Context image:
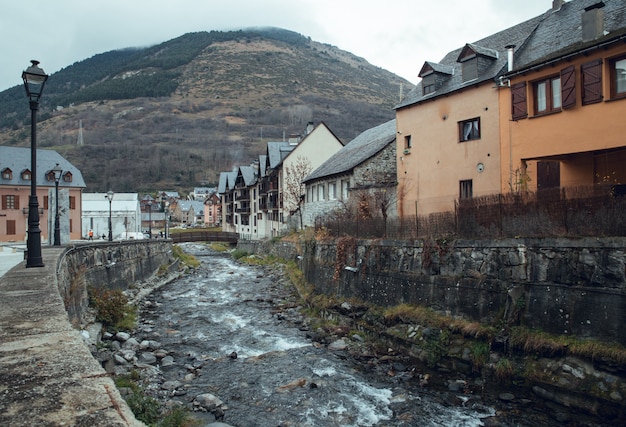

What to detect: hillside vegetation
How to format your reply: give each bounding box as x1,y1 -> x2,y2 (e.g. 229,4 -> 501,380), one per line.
0,28 -> 410,193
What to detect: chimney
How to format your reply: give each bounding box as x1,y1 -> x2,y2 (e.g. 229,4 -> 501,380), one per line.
505,45 -> 516,72
288,134 -> 301,145
582,2 -> 606,42
552,0 -> 565,11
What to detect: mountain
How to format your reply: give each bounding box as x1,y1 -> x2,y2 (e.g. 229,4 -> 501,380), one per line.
0,28 -> 411,194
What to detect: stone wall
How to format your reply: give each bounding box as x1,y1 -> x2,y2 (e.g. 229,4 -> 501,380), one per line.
238,237 -> 626,345
56,240 -> 173,327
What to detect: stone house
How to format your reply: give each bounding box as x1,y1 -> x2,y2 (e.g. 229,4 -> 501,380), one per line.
302,119 -> 397,227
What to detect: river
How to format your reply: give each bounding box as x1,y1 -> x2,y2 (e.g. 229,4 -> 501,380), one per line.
134,243 -> 546,426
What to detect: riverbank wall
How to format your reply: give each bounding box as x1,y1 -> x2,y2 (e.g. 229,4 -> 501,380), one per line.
238,237 -> 626,345
237,236 -> 626,422
0,241 -> 173,427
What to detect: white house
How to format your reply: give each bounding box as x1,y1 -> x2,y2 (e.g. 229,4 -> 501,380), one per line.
81,193 -> 142,240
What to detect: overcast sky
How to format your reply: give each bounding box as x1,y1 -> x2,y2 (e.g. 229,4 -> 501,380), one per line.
1,0 -> 552,93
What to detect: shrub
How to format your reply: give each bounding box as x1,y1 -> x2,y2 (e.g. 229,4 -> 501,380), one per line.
495,358 -> 514,383
88,287 -> 135,330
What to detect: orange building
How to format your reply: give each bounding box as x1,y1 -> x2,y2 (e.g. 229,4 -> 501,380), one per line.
395,14 -> 543,216
0,147 -> 85,243
500,0 -> 626,193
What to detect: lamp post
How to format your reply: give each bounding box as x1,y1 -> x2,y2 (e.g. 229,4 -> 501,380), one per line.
51,164 -> 63,246
164,202 -> 170,239
147,201 -> 152,239
23,60 -> 48,268
105,190 -> 114,241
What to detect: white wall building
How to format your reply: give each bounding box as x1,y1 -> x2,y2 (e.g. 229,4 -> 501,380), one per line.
81,193 -> 142,240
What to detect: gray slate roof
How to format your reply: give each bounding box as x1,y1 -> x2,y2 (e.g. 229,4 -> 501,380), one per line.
0,146 -> 86,188
217,170 -> 237,194
266,142 -> 295,170
513,0 -> 626,72
304,119 -> 396,184
396,12 -> 546,109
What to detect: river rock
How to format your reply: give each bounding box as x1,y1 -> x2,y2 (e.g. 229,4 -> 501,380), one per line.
138,352 -> 157,365
161,355 -> 175,366
204,423 -> 234,427
328,339 -> 347,351
115,331 -> 131,342
193,393 -> 223,411
122,337 -> 140,350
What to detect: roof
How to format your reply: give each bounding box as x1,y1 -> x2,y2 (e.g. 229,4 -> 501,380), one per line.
178,200 -> 205,213
0,146 -> 86,188
266,141 -> 295,169
82,193 -> 139,212
304,119 -> 396,183
217,170 -> 237,194
396,12 -> 546,109
512,0 -> 626,73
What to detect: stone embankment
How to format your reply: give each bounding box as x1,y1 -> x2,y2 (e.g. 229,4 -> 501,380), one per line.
0,241 -> 174,427
238,237 -> 626,425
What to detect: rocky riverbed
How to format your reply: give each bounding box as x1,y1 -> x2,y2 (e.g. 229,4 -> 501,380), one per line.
86,243 -> 621,426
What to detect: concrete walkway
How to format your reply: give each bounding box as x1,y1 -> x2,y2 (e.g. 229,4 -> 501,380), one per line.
0,246 -> 143,426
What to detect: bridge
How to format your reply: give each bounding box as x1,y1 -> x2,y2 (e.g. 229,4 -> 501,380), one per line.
169,230 -> 239,244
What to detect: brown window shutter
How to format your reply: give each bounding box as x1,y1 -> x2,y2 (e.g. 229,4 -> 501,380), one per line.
70,196 -> 76,210
582,59 -> 603,105
511,82 -> 528,120
14,196 -> 19,210
1,196 -> 6,210
561,65 -> 576,109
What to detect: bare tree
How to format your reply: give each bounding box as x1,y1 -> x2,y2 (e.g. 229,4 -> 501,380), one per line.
283,156 -> 312,230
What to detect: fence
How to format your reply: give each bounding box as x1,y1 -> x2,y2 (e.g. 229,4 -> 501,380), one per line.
315,185 -> 626,240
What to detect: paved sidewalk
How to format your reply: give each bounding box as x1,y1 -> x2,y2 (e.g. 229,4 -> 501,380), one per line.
0,244 -> 25,278
0,246 -> 143,426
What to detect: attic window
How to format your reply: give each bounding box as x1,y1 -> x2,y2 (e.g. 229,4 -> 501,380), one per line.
63,172 -> 73,183
457,44 -> 498,83
21,170 -> 31,181
462,58 -> 479,82
1,168 -> 11,180
422,74 -> 436,94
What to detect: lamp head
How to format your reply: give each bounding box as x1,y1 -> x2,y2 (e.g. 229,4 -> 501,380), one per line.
22,60 -> 48,102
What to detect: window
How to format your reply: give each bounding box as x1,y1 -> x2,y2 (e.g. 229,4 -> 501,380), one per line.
404,135 -> 412,150
44,196 -> 49,209
317,184 -> 325,201
69,196 -> 76,210
341,180 -> 350,200
610,55 -> 626,99
533,75 -> 561,114
1,168 -> 11,180
21,170 -> 31,181
460,180 -> 473,199
511,82 -> 528,120
422,74 -> 435,95
329,182 -> 336,200
6,220 -> 16,235
462,58 -> 478,82
459,118 -> 480,142
2,195 -> 19,210
582,59 -> 603,105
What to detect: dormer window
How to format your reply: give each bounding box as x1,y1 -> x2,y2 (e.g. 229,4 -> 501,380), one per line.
21,170 -> 31,181
1,168 -> 11,180
457,44 -> 498,83
63,172 -> 73,183
419,62 -> 454,95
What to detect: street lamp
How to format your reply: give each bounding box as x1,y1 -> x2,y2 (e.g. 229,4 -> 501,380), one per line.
164,202 -> 170,239
105,190 -> 114,241
51,164 -> 63,246
23,60 -> 48,268
147,201 -> 152,239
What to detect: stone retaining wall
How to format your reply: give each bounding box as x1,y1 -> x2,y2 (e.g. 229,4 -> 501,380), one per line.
238,237 -> 626,345
57,240 -> 173,328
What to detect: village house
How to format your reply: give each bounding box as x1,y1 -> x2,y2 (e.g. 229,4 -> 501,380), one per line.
500,0 -> 626,193
81,193 -> 142,240
394,11 -> 544,216
0,146 -> 85,243
203,191 -> 221,227
219,121 -> 344,239
302,119 -> 397,227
